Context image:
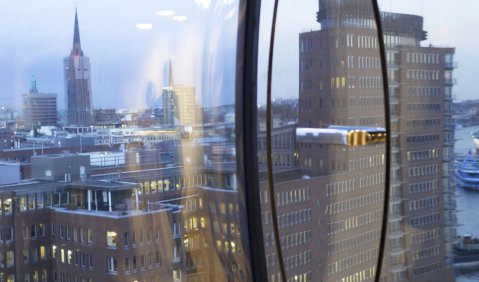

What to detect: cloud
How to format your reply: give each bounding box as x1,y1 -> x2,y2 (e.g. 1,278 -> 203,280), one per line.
157,10 -> 175,16
136,23 -> 153,30
172,16 -> 188,22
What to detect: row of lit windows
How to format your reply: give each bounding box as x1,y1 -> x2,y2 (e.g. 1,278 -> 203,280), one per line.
384,34 -> 415,47
23,270 -> 48,282
285,251 -> 312,271
412,229 -> 440,244
407,103 -> 441,113
16,192 -> 68,212
53,246 -> 93,269
357,76 -> 383,89
409,180 -> 439,194
328,229 -> 380,256
212,220 -> 238,236
339,267 -> 376,282
280,230 -> 312,250
358,154 -> 385,170
184,216 -> 206,233
327,248 -> 378,275
412,245 -> 440,262
406,134 -> 440,145
326,192 -> 383,215
358,173 -> 385,189
408,164 -> 439,177
356,35 -> 378,49
328,210 -> 382,235
22,246 -> 46,264
409,196 -> 440,211
357,56 -> 381,69
326,179 -> 356,197
0,251 -> 14,267
407,149 -> 438,161
407,86 -> 441,97
286,272 -> 312,282
410,212 -> 440,227
407,52 -> 441,64
278,208 -> 312,228
275,187 -> 311,207
406,118 -> 441,129
137,174 -> 206,195
209,201 -> 238,217
406,69 -> 440,81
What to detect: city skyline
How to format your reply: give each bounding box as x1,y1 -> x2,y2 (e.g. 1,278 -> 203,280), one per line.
0,0 -> 238,110
0,0 -> 476,111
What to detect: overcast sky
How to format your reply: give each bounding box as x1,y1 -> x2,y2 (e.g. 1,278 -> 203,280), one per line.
0,0 -> 475,110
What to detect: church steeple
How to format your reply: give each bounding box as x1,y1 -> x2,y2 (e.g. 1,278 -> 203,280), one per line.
72,9 -> 83,56
30,75 -> 38,94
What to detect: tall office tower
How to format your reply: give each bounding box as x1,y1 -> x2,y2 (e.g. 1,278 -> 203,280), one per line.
380,12 -> 456,281
175,85 -> 196,127
22,76 -> 58,128
64,10 -> 93,126
162,62 -> 197,127
296,0 -> 386,280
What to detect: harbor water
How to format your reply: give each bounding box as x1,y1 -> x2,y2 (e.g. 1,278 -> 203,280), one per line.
454,125 -> 479,281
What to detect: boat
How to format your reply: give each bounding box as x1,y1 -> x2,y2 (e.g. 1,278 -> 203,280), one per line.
455,235 -> 479,252
455,151 -> 479,190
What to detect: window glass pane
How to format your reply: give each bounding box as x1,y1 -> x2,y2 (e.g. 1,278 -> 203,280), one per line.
258,0 -> 386,280
0,1 -> 252,281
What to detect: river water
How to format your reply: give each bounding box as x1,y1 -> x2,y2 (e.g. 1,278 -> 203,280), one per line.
453,124 -> 479,281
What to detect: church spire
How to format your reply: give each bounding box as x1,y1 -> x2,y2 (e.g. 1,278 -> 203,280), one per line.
30,74 -> 38,94
72,9 -> 83,55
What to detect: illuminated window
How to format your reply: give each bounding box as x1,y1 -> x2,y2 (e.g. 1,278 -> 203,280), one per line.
40,246 -> 45,260
106,231 -> 117,247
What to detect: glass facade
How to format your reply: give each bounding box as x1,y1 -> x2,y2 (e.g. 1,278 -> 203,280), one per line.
0,0 -> 469,281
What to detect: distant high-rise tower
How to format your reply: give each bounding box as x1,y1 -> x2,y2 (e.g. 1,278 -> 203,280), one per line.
22,75 -> 58,128
64,10 -> 92,126
162,61 -> 197,127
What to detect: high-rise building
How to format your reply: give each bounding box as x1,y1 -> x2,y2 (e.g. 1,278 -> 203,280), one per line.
64,10 -> 93,126
22,75 -> 58,128
296,1 -> 386,280
261,1 -> 455,281
381,11 -> 456,281
162,61 -> 197,127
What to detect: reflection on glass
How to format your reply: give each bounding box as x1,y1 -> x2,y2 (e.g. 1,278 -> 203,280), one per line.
258,0 -> 458,281
0,1 -> 251,281
259,0 -> 386,281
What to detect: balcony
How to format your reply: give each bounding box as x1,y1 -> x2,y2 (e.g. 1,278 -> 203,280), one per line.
445,61 -> 458,69
445,78 -> 457,86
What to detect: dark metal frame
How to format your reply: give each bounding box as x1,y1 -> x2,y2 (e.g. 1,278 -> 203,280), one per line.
372,0 -> 391,280
236,1 -> 390,281
235,0 -> 268,281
